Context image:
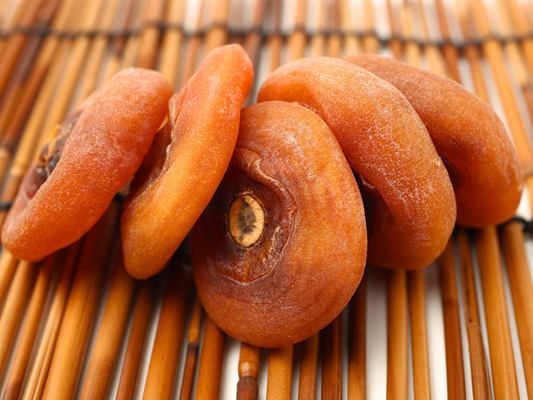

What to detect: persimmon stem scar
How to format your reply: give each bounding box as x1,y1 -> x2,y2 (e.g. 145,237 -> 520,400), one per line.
228,195 -> 265,247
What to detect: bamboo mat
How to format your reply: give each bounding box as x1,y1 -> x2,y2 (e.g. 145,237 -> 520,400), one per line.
0,0 -> 533,399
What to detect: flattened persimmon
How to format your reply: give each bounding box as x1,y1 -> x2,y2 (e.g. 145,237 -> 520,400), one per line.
345,54 -> 523,227
121,44 -> 254,279
2,68 -> 173,261
192,101 -> 367,347
258,57 -> 456,270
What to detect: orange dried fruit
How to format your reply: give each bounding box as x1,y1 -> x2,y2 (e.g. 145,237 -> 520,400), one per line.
121,44 -> 254,279
2,68 -> 173,261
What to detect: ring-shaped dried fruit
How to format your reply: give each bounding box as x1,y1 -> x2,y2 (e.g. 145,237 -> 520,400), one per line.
2,68 -> 173,261
344,53 -> 523,227
121,44 -> 254,280
258,57 -> 456,270
192,101 -> 367,348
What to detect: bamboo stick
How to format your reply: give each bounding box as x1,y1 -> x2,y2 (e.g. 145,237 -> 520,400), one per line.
298,332 -> 319,400
177,0 -> 205,88
195,315 -> 226,400
237,343 -> 261,400
266,345 -> 293,400
475,226 -> 520,399
339,0 -> 360,55
457,228 -> 491,400
34,0 -> 107,158
348,276 -> 366,399
71,0 -> 123,107
179,295 -> 204,400
1,252 -> 59,400
309,0 -> 326,58
136,0 -> 166,69
159,0 -> 186,87
242,0 -> 266,106
0,0 -> 49,101
437,239 -> 467,400
434,0 -> 461,82
386,0 -> 403,59
468,0 -> 533,210
362,0 -> 380,54
115,279 -> 155,400
265,0 -> 282,72
142,259 -> 193,400
0,251 -> 18,308
287,0 -> 307,62
326,0 -> 341,58
41,205 -> 119,400
321,314 -> 342,400
500,222 -> 533,398
21,240 -> 83,400
78,259 -> 136,400
0,0 -> 79,195
204,0 -> 232,54
0,260 -> 38,376
386,269 -> 408,400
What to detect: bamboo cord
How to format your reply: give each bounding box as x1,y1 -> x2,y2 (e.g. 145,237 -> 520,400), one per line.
0,261 -> 38,376
321,314 -> 342,400
362,0 -> 380,54
179,295 -> 204,400
141,260 -> 193,400
339,0 -> 360,55
40,205 -> 119,400
266,345 -> 293,400
237,343 -> 261,400
159,0 -> 186,87
386,269 -> 408,400
78,259 -> 136,400
195,315 -> 226,400
348,276 -> 366,399
475,226 -> 520,399
0,252 -> 17,310
500,222 -> 533,398
1,253 -> 59,400
20,240 -> 82,400
287,0 -> 307,62
298,332 -> 319,400
136,0 -> 166,69
437,239 -> 467,400
115,279 -> 155,400
70,0 -> 123,107
457,229 -> 491,400
33,0 -> 107,159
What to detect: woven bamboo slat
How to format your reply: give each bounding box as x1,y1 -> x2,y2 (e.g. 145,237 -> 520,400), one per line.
0,1 -> 532,399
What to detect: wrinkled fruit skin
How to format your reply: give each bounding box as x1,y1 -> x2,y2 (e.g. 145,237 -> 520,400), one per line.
258,57 -> 456,270
2,68 -> 173,261
345,53 -> 523,227
122,44 -> 254,280
192,102 -> 367,348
